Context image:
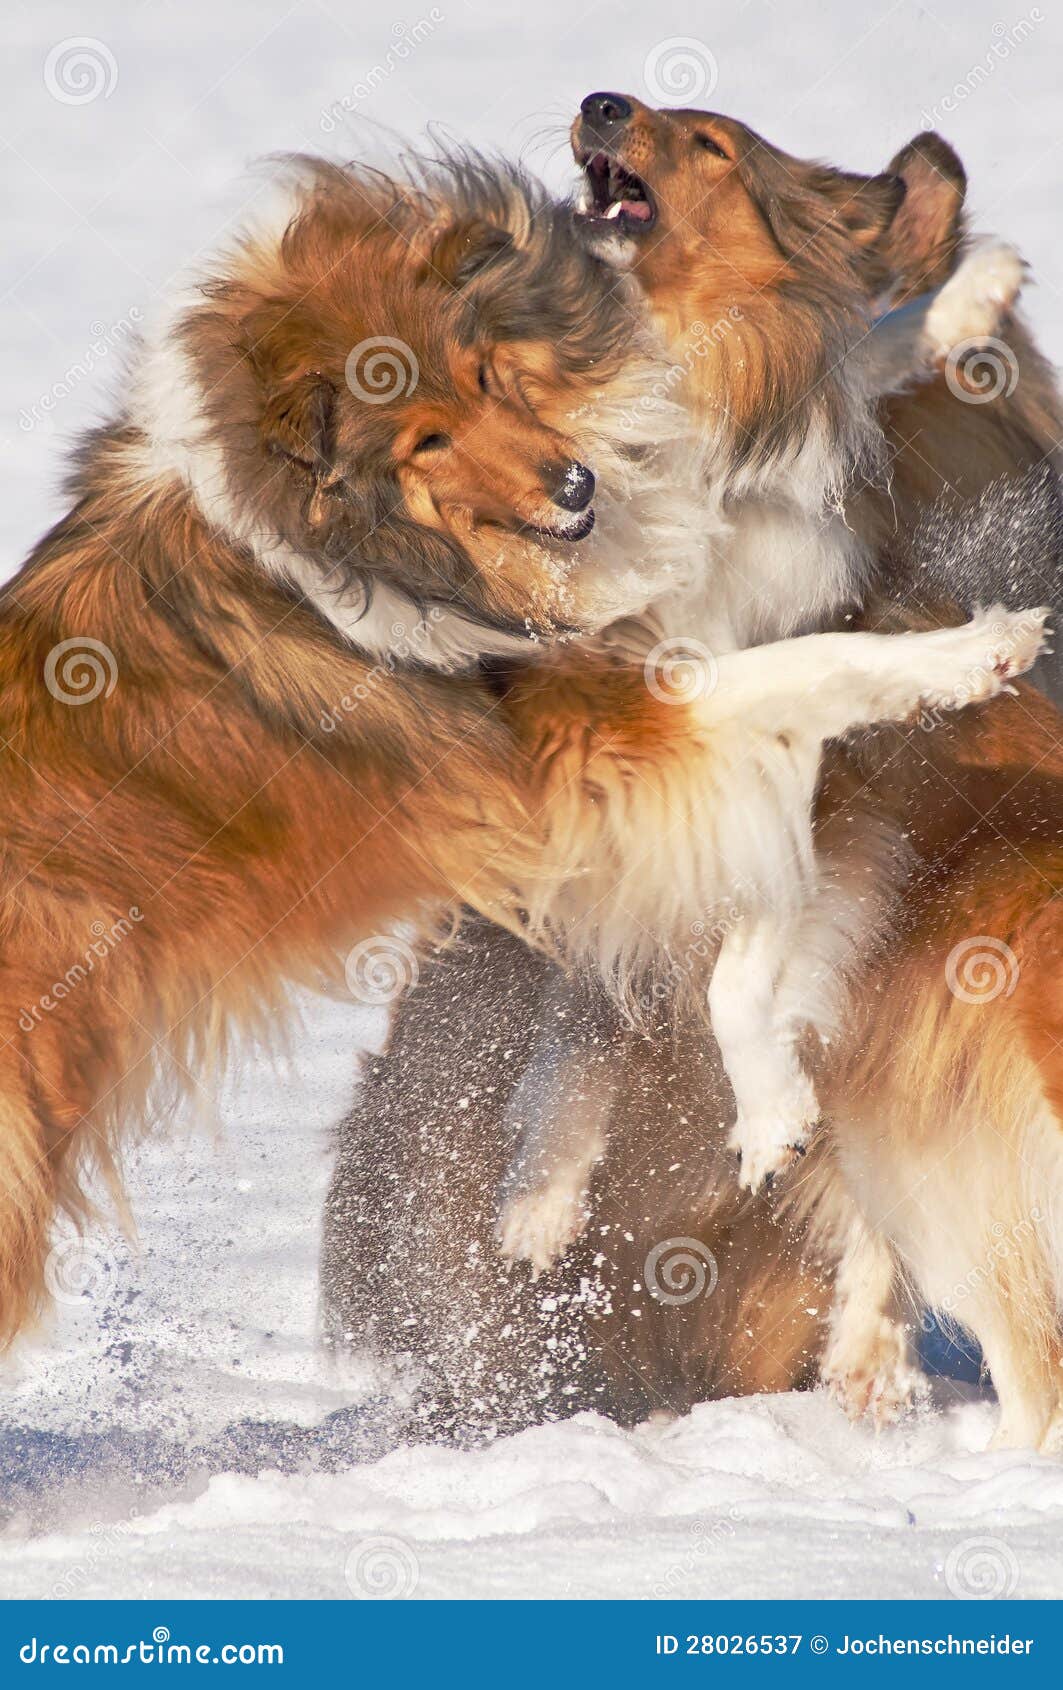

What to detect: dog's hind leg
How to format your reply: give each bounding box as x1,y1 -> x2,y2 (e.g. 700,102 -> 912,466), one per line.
0,1030 -> 81,1343
820,1206 -> 920,1428
497,968 -> 622,1275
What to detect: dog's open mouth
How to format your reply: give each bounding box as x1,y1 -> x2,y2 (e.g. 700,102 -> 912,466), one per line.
536,507 -> 596,544
576,152 -> 656,233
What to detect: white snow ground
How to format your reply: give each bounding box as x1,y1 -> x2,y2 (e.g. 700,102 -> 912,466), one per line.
3,0 -> 1063,1603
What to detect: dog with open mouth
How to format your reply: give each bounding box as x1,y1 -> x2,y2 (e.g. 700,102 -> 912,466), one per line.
1,145 -> 1026,1352
321,118 -> 1059,1442
491,97 -> 1054,1208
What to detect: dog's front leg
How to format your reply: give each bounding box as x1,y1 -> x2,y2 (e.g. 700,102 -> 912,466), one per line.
856,241 -> 1025,399
703,606 -> 1049,743
496,969 -> 621,1276
707,915 -> 821,1192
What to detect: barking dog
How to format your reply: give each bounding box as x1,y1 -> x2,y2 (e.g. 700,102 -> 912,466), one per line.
322,118 -> 1059,1435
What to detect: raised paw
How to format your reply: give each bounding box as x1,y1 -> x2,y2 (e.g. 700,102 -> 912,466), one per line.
727,1074 -> 821,1195
822,1319 -> 923,1429
925,241 -> 1026,361
917,605 -> 1051,713
497,1176 -> 589,1276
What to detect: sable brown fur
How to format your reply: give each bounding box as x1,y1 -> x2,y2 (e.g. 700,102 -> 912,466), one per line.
323,112 -> 1063,1437
0,160 -> 714,1342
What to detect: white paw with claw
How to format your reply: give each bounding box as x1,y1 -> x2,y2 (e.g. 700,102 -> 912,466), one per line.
497,1174 -> 589,1276
914,605 -> 1051,712
728,1071 -> 821,1194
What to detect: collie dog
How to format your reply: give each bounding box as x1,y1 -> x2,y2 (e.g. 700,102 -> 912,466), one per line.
6,151 -> 1021,1346
0,158 -> 721,1337
537,98 -> 1063,1446
491,98 -> 1049,1241
323,110 -> 1063,1448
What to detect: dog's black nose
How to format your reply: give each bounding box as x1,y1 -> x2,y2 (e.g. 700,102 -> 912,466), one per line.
581,92 -> 632,127
549,461 -> 596,512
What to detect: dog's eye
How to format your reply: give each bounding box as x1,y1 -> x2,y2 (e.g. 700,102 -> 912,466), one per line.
478,362 -> 492,395
696,133 -> 728,159
413,432 -> 451,454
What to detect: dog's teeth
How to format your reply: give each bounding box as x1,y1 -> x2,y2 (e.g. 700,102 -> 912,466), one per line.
604,201 -> 623,219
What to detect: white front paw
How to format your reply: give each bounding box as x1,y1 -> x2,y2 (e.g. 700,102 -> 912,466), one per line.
918,605 -> 1050,712
927,241 -> 1026,359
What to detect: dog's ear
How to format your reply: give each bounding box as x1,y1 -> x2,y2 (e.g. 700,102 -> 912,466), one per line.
880,131 -> 967,295
816,170 -> 908,247
748,144 -> 906,263
260,372 -> 336,475
418,216 -> 514,288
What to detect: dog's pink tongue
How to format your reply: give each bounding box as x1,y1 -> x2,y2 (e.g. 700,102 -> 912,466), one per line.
621,199 -> 652,220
